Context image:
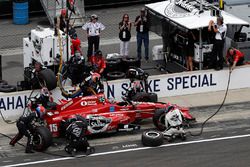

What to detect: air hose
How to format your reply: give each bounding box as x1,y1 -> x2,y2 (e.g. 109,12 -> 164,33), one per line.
187,69 -> 232,136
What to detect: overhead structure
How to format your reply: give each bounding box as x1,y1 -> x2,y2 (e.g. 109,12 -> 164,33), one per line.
145,0 -> 249,70
39,0 -> 85,27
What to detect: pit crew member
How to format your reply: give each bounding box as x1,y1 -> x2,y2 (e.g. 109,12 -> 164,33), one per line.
226,47 -> 245,72
63,115 -> 94,155
9,106 -> 46,153
89,50 -> 106,75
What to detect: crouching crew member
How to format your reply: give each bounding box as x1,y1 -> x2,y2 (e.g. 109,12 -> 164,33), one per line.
226,47 -> 245,72
80,72 -> 104,96
89,50 -> 106,75
9,106 -> 46,153
64,115 -> 95,155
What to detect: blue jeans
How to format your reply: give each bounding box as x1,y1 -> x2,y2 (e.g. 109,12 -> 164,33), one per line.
136,32 -> 149,60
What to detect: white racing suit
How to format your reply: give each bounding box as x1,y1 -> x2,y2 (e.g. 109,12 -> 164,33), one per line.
162,108 -> 185,137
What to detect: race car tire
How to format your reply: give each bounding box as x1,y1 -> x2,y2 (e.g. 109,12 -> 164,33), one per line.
107,71 -> 126,80
33,126 -> 53,151
131,92 -> 158,102
39,69 -> 57,90
0,85 -> 16,92
141,130 -> 164,147
153,109 -> 167,131
122,57 -> 140,72
0,80 -> 8,86
106,58 -> 122,72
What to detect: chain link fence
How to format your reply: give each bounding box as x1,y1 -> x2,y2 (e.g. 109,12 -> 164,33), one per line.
0,4 -> 145,52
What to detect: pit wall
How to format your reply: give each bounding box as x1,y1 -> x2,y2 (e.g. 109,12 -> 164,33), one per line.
1,65 -> 250,119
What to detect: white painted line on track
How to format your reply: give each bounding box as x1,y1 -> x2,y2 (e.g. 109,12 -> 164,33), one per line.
3,134 -> 250,167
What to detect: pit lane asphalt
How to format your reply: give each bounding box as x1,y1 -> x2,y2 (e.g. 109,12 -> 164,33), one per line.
1,102 -> 250,167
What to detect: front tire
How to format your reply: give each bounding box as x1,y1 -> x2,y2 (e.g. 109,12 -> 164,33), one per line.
33,126 -> 53,151
153,109 -> 166,131
141,130 -> 164,147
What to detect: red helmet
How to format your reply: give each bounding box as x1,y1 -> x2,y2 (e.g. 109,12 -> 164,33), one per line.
61,9 -> 67,16
35,106 -> 46,119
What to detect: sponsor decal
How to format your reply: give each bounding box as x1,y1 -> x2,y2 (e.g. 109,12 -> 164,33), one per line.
81,96 -> 98,100
164,0 -> 200,18
0,95 -> 28,111
122,144 -> 138,148
110,106 -> 115,112
167,73 -> 217,90
87,115 -> 112,134
61,100 -> 73,110
80,101 -> 97,106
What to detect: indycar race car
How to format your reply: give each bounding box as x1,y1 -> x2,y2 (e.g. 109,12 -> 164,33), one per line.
29,90 -> 195,139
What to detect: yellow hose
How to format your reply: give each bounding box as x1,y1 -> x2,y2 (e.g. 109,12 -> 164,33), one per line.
56,23 -> 97,98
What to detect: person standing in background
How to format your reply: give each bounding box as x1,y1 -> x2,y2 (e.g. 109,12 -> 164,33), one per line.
134,8 -> 149,61
208,16 -> 227,70
82,14 -> 105,60
119,14 -> 132,57
186,30 -> 196,71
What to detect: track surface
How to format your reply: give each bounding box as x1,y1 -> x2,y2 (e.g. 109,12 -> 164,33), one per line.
1,102 -> 250,167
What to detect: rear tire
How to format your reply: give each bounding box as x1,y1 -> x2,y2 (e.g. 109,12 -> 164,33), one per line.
141,130 -> 164,147
0,85 -> 16,92
122,57 -> 140,72
33,126 -> 53,151
153,109 -> 166,131
39,69 -> 57,90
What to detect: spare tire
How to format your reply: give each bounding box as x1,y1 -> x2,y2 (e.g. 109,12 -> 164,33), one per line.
107,71 -> 126,80
131,92 -> 158,102
0,85 -> 17,93
153,109 -> 167,131
0,80 -> 8,86
33,126 -> 53,151
141,130 -> 164,147
106,58 -> 122,72
122,57 -> 140,72
38,69 -> 57,90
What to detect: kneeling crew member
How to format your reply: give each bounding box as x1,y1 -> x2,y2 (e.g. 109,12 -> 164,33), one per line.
9,106 -> 46,153
64,115 -> 94,155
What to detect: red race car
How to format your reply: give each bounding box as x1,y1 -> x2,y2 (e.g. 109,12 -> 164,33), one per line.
29,92 -> 195,138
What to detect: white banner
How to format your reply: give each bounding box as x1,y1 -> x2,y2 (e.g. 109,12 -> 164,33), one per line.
1,65 -> 250,119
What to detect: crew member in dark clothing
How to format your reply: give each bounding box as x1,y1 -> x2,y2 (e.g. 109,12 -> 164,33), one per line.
80,72 -> 104,96
9,106 -> 46,153
134,8 -> 149,61
63,115 -> 94,155
186,30 -> 196,71
59,9 -> 67,32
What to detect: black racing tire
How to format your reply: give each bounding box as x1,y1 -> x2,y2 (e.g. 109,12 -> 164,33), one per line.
0,85 -> 17,92
0,80 -> 8,86
131,92 -> 158,102
107,71 -> 126,80
39,69 -> 57,90
106,58 -> 122,72
33,126 -> 53,151
122,57 -> 140,72
153,109 -> 167,131
141,130 -> 164,147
